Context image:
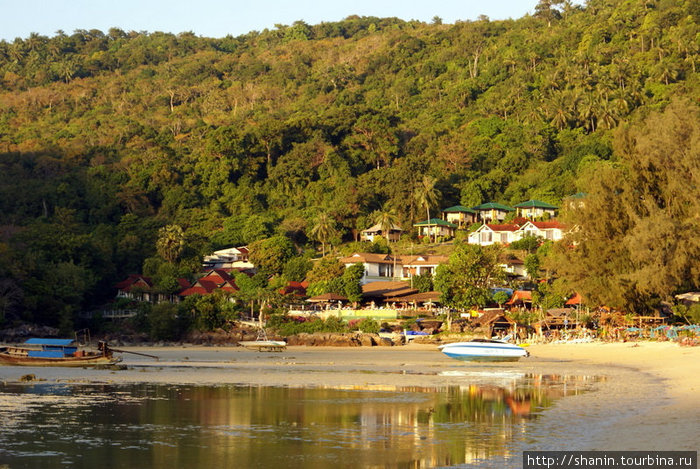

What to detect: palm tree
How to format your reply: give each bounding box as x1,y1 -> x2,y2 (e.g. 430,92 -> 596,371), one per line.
413,176 -> 440,242
372,207 -> 399,243
156,224 -> 185,263
309,213 -> 338,257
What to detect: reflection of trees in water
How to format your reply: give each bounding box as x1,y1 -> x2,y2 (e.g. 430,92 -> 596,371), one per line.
0,374 -> 598,468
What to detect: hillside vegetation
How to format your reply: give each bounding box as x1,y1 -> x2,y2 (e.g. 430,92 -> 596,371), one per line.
0,0 -> 698,328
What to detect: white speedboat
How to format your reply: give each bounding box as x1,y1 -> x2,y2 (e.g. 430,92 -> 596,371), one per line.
438,339 -> 529,362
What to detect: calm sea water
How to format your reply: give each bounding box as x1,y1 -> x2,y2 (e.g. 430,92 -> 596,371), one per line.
0,373 -> 595,468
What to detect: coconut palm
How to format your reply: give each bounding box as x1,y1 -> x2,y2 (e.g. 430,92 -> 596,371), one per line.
372,207 -> 400,243
413,176 -> 440,242
309,213 -> 338,257
156,224 -> 185,263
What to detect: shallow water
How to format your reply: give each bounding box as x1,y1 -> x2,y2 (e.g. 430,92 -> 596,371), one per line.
0,373 -> 597,468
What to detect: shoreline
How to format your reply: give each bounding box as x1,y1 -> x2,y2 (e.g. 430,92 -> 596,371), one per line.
1,341 -> 698,451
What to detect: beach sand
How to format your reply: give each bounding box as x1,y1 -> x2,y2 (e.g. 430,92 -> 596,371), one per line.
1,341 -> 698,452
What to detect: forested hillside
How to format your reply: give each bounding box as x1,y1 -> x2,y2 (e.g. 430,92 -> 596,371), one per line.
0,0 -> 698,327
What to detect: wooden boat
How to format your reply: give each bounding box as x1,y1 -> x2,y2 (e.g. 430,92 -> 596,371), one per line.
438,339 -> 529,362
0,338 -> 121,367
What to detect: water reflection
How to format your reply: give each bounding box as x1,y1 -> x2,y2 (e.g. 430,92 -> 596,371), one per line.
0,373 -> 596,468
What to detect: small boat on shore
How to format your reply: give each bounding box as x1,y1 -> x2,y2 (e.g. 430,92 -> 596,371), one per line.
438,339 -> 529,362
0,338 -> 121,367
238,327 -> 286,352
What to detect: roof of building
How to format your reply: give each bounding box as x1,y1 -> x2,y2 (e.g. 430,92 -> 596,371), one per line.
361,222 -> 403,234
362,281 -> 416,299
506,290 -> 533,305
526,220 -> 567,230
472,202 -> 515,212
115,274 -> 153,291
513,199 -> 559,209
413,218 -> 457,228
383,291 -> 442,303
399,255 -> 449,266
340,253 -> 394,264
441,205 -> 476,214
481,223 -> 521,232
565,292 -> 583,305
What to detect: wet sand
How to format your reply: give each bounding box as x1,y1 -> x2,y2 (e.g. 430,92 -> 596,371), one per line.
1,341 -> 698,452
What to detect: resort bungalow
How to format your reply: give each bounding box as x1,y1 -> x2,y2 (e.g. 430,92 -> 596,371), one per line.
513,200 -> 558,219
115,274 -> 189,304
468,223 -> 521,246
340,253 -> 399,284
472,202 -> 514,223
441,205 -> 477,229
179,269 -> 238,297
517,220 -> 566,242
400,255 -> 449,279
202,246 -> 253,270
413,218 -> 457,239
360,222 -> 403,242
339,253 -> 448,284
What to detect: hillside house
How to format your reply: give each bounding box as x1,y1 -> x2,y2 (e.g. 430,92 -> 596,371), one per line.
513,200 -> 558,219
202,246 -> 253,270
339,253 -> 448,285
360,222 -> 403,242
179,269 -> 238,297
468,223 -> 521,246
413,218 -> 457,239
472,202 -> 514,223
441,205 -> 477,228
517,220 -> 566,242
115,274 -> 189,304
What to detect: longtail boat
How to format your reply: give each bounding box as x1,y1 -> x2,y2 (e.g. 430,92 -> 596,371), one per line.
0,338 -> 121,367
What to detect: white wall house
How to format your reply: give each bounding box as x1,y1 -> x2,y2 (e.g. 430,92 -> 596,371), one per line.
202,246 -> 254,270
468,224 -> 521,246
513,200 -> 558,219
340,253 -> 448,284
516,221 -> 565,242
360,223 -> 403,242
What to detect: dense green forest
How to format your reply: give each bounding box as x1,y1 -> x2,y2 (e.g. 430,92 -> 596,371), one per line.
0,0 -> 698,329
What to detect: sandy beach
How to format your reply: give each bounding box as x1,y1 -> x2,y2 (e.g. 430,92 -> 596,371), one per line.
1,341 -> 698,453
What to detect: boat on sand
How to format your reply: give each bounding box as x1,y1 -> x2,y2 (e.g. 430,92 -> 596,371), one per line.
438,339 -> 529,362
0,338 -> 121,367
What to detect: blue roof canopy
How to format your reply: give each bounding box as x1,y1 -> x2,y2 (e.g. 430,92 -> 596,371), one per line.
24,338 -> 75,346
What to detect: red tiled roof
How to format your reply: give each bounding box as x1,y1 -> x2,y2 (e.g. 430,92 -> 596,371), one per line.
506,290 -> 532,305
565,292 -> 583,305
486,224 -> 521,232
280,281 -> 308,296
115,274 -> 153,291
203,269 -> 234,282
530,221 -> 566,230
179,278 -> 238,296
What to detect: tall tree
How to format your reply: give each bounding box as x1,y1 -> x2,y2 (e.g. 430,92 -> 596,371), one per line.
413,175 -> 440,241
434,243 -> 505,327
156,225 -> 185,264
553,100 -> 700,312
371,207 -> 400,243
309,213 -> 338,256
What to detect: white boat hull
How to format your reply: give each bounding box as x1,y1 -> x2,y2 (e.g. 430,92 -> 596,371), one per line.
438,341 -> 529,362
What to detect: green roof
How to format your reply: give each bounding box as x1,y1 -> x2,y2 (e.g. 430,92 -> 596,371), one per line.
513,199 -> 558,209
472,202 -> 514,212
413,218 -> 457,228
441,205 -> 476,214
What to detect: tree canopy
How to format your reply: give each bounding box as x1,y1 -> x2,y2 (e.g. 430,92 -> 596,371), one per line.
0,0 -> 698,324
